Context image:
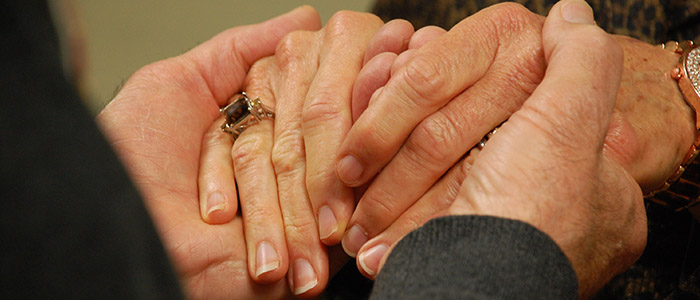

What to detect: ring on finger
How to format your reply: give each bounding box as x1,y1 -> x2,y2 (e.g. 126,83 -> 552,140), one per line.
220,92 -> 275,140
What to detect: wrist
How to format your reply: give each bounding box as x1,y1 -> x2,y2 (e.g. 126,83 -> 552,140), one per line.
608,35 -> 696,193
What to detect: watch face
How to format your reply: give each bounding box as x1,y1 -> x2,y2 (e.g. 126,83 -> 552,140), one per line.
223,96 -> 251,126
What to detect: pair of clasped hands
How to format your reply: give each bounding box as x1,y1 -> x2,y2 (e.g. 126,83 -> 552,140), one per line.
98,0 -> 696,299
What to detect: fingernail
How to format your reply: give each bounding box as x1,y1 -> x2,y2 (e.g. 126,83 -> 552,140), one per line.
207,192 -> 226,215
561,0 -> 595,24
255,241 -> 280,277
318,206 -> 338,240
341,224 -> 368,257
292,259 -> 317,295
358,244 -> 388,276
337,155 -> 363,184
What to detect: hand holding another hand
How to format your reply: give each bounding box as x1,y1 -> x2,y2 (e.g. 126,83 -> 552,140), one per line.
97,7 -> 322,299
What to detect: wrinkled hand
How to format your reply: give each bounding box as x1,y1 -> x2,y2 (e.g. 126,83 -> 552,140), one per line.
97,7 -> 321,299
450,1 -> 646,297
196,10 -> 387,297
370,1 -> 647,298
340,1 -> 696,268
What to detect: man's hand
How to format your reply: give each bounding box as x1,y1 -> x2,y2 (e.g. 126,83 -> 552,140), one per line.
339,1 -> 696,264
450,1 -> 646,297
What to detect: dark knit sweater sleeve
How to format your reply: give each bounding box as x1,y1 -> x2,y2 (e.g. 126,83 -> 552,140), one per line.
370,215 -> 578,300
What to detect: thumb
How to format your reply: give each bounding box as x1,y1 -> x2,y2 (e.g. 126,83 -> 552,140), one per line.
183,6 -> 322,105
521,0 -> 623,152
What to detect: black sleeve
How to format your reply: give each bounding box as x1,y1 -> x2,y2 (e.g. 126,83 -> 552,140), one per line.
370,216 -> 578,300
0,1 -> 183,299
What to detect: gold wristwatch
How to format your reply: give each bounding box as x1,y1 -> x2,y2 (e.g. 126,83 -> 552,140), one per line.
647,41 -> 700,212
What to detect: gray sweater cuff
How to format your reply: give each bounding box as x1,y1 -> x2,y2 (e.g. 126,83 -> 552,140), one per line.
370,215 -> 578,299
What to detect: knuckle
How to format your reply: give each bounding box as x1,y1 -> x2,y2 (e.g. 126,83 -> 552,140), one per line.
271,133 -> 305,176
326,11 -> 382,35
283,215 -> 317,240
359,188 -> 398,229
401,54 -> 446,106
202,126 -> 229,149
405,113 -> 461,167
302,90 -> 343,125
244,57 -> 274,89
275,31 -> 316,71
483,2 -> 541,35
244,205 -> 278,224
231,136 -> 268,172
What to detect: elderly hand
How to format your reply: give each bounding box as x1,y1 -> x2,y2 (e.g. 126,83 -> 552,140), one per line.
450,1 -> 646,296
339,1 -> 696,264
97,7 -> 321,299
371,1 -> 647,298
195,10 -> 390,297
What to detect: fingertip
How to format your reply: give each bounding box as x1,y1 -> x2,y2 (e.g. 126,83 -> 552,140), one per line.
253,241 -> 288,283
200,191 -> 237,224
363,18 -> 415,64
357,243 -> 389,278
337,154 -> 365,186
559,0 -> 595,25
274,5 -> 322,31
391,49 -> 416,76
352,52 -> 396,122
318,205 -> 339,241
408,26 -> 446,49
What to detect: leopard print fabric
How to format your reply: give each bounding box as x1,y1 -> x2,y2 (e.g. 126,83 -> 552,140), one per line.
371,1 -> 700,299
373,0 -> 700,44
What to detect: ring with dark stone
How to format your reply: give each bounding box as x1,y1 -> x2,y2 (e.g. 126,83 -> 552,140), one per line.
220,92 -> 275,140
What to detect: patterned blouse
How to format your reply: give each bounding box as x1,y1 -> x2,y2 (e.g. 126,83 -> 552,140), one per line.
369,1 -> 700,299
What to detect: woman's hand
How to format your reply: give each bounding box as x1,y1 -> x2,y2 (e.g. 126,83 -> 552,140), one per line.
195,10 -> 403,297
97,7 -> 320,299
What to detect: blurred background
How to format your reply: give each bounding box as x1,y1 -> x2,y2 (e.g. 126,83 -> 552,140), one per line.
59,0 -> 374,113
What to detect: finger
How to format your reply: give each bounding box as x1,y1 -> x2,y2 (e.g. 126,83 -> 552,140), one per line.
454,3 -> 628,295
336,4 -> 530,187
302,12 -> 384,247
270,30 -> 328,297
363,19 -> 414,65
180,6 -> 322,107
353,26 -> 445,123
343,14 -> 546,256
232,59 -> 289,284
530,0 -> 622,148
390,49 -> 416,76
356,151 -> 478,278
407,26 -> 446,49
352,52 -> 397,122
386,26 -> 445,76
198,116 -> 238,224
455,0 -> 625,257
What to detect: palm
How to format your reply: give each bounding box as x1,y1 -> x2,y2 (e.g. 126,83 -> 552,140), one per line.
97,59 -> 292,299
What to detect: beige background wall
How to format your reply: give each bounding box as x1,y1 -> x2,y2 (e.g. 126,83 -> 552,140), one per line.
71,0 -> 374,112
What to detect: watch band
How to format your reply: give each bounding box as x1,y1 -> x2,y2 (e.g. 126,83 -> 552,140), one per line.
647,41 -> 700,211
